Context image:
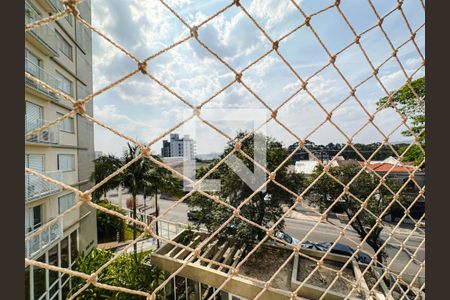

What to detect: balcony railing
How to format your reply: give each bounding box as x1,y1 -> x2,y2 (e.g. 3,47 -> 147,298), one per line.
25,218 -> 63,258
48,0 -> 65,11
25,118 -> 60,145
25,58 -> 63,100
25,170 -> 63,203
25,2 -> 58,54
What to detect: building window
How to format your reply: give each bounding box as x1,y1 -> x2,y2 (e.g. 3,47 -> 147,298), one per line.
55,31 -> 73,60
57,154 -> 75,172
25,101 -> 44,132
65,14 -> 73,26
25,49 -> 41,78
58,193 -> 75,214
48,245 -> 59,297
25,205 -> 43,234
70,230 -> 78,267
57,112 -> 74,133
25,266 -> 31,300
55,72 -> 72,96
34,254 -> 46,300
26,229 -> 79,300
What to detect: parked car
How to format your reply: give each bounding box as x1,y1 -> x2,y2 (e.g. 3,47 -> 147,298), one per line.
301,240 -> 373,265
187,210 -> 199,221
274,231 -> 300,245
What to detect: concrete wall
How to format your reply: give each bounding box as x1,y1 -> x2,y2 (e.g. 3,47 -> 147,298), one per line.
75,0 -> 96,253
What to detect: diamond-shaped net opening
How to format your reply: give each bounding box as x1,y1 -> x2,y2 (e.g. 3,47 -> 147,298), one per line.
25,0 -> 425,299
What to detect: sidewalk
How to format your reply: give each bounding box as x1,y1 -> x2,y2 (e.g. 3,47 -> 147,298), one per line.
282,204 -> 327,223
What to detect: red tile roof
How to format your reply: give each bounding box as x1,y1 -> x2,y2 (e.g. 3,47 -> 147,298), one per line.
365,162 -> 414,173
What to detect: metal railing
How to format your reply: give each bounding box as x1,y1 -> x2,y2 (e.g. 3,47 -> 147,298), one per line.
25,218 -> 63,258
25,58 -> 63,100
25,170 -> 63,202
25,118 -> 60,145
158,219 -> 190,241
25,2 -> 58,53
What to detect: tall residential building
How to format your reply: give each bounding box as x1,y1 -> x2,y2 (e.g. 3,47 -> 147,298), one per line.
161,133 -> 196,160
25,1 -> 97,299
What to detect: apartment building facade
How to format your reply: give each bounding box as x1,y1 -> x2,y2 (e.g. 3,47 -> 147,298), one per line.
161,133 -> 196,161
25,1 -> 97,299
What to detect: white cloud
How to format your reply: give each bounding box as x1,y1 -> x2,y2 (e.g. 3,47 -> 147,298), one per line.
405,57 -> 423,69
91,0 -> 424,156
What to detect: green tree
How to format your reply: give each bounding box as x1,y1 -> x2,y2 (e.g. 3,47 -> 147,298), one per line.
68,248 -> 114,299
308,164 -> 413,262
91,155 -> 122,201
377,77 -> 425,165
69,248 -> 166,299
188,132 -> 306,246
96,199 -> 126,243
141,163 -> 183,248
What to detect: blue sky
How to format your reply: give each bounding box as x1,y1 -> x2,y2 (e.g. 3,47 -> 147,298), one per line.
90,0 -> 425,156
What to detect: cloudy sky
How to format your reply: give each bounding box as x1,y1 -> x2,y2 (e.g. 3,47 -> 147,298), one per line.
90,0 -> 425,156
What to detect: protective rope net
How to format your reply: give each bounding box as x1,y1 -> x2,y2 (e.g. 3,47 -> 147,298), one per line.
25,0 -> 425,299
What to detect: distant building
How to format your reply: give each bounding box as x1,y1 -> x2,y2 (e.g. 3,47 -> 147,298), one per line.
94,150 -> 103,159
161,133 -> 196,160
364,157 -> 425,222
161,140 -> 170,157
293,156 -> 356,176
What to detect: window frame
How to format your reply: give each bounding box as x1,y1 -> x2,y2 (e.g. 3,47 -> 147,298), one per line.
55,30 -> 73,60
56,112 -> 75,133
54,71 -> 73,96
25,49 -> 42,78
57,154 -> 75,172
58,193 -> 75,214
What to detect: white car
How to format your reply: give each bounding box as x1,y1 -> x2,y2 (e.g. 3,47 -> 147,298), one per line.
274,231 -> 300,245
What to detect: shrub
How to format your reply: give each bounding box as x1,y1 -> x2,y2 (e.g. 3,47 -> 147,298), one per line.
96,199 -> 126,243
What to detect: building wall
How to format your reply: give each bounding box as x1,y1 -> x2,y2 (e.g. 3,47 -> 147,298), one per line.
163,133 -> 196,160
25,0 -> 96,298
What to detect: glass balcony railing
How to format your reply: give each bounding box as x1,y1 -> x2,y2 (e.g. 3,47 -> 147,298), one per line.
25,2 -> 58,54
48,0 -> 65,11
25,58 -> 63,99
25,170 -> 63,203
25,218 -> 63,258
25,118 -> 60,145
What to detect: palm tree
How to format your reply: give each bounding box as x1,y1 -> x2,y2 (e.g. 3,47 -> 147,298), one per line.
141,160 -> 183,247
120,144 -> 154,254
90,154 -> 122,201
91,143 -> 182,253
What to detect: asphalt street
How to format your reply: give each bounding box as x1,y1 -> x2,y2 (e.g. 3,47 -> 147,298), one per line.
106,190 -> 425,280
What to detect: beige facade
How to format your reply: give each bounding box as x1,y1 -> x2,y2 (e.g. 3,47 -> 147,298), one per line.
25,1 -> 96,299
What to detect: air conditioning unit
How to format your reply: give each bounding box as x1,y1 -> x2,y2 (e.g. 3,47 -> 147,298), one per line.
26,133 -> 38,143
40,130 -> 50,143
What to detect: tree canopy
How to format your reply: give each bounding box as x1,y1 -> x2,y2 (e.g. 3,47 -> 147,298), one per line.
91,143 -> 182,249
307,164 -> 415,262
188,132 -> 306,246
69,248 -> 165,299
377,77 -> 425,165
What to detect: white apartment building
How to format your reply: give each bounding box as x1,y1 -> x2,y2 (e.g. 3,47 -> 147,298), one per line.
25,1 -> 96,299
161,133 -> 196,161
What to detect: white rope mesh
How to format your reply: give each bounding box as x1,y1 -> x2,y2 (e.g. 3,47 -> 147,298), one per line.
25,0 -> 425,299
